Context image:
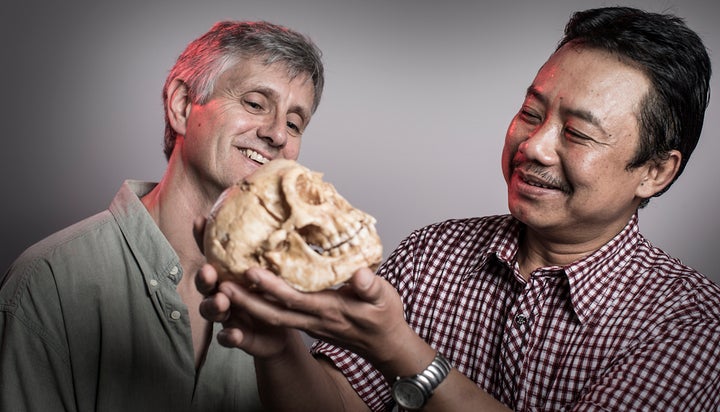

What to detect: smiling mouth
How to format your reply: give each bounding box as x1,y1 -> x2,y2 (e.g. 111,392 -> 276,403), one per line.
238,148 -> 269,165
522,176 -> 556,190
515,168 -> 569,193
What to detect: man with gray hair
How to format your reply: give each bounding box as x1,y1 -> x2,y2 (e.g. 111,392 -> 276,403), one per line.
0,20 -> 324,411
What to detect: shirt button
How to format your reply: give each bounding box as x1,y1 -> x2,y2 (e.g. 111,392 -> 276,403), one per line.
149,279 -> 158,287
169,266 -> 179,275
170,310 -> 181,320
515,314 -> 528,326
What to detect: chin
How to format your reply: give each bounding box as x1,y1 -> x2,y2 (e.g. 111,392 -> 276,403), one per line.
507,201 -> 527,222
508,201 -> 546,228
228,166 -> 258,184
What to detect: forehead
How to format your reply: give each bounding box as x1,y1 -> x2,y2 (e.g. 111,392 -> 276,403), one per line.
532,45 -> 650,124
215,57 -> 315,103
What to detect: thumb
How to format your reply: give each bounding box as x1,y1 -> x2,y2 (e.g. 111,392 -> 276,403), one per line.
193,216 -> 207,252
349,267 -> 384,303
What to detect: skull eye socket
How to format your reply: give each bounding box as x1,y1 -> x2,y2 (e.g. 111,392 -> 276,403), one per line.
296,173 -> 325,205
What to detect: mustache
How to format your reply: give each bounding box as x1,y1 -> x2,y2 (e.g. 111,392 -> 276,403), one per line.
514,162 -> 572,194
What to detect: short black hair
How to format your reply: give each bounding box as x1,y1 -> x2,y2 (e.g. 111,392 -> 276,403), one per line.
559,7 -> 711,205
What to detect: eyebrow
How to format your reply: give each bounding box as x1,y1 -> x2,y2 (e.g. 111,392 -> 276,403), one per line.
526,86 -> 609,135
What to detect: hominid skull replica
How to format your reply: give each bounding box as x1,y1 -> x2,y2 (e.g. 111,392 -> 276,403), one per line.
204,159 -> 383,292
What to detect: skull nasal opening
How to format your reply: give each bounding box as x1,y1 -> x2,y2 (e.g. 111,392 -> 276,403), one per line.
297,225 -> 325,255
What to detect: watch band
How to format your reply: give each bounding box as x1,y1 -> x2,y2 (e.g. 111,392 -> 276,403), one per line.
414,353 -> 452,393
391,353 -> 452,410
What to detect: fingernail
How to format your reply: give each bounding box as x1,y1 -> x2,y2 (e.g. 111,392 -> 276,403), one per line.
357,269 -> 372,290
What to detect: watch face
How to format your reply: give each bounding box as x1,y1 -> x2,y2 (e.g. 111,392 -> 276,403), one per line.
392,380 -> 426,410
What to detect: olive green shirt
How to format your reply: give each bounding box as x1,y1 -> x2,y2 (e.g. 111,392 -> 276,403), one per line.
0,180 -> 262,412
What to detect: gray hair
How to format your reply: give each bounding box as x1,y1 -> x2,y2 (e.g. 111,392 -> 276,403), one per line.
162,21 -> 325,160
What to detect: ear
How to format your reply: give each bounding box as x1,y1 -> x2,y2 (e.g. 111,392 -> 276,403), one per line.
636,149 -> 682,198
166,78 -> 192,136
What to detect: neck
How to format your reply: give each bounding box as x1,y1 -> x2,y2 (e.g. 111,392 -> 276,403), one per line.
516,219 -> 629,280
141,146 -> 222,369
141,154 -> 219,277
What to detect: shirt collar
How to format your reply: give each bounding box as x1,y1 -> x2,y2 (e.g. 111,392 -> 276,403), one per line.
108,180 -> 182,287
474,213 -> 641,324
468,215 -> 523,276
564,213 -> 641,324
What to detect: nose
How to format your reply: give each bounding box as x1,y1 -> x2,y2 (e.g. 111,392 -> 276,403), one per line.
257,115 -> 288,148
518,121 -> 559,165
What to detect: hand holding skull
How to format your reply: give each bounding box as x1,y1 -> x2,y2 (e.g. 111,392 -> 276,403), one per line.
207,264 -> 415,367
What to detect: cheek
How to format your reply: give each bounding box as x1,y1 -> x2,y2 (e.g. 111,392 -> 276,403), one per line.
501,148 -> 514,183
501,135 -> 521,182
282,139 -> 302,160
568,155 -> 626,194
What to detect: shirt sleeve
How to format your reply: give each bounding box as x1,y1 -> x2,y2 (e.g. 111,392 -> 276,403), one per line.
0,258 -> 77,411
312,229 -> 424,412
570,284 -> 720,411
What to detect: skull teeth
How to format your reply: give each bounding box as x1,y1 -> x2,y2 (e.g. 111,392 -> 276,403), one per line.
315,224 -> 371,257
330,234 -> 342,246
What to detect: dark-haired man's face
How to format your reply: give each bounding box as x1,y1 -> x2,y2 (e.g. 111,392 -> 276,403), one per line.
502,45 -> 657,246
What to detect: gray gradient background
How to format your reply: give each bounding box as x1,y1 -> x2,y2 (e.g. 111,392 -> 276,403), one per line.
2,0 -> 718,283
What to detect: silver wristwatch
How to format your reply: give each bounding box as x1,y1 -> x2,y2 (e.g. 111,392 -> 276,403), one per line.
391,353 -> 452,410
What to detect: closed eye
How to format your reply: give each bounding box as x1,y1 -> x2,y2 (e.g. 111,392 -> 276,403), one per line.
564,127 -> 606,146
565,128 -> 587,139
519,108 -> 542,125
244,100 -> 263,111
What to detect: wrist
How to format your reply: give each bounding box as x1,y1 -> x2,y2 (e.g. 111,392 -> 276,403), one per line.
391,352 -> 452,410
253,329 -> 304,364
374,326 -> 434,379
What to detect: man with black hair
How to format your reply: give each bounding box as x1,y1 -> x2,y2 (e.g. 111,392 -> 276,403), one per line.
199,7 -> 719,411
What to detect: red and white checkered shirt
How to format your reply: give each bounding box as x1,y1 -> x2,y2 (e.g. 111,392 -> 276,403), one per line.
313,213 -> 720,411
